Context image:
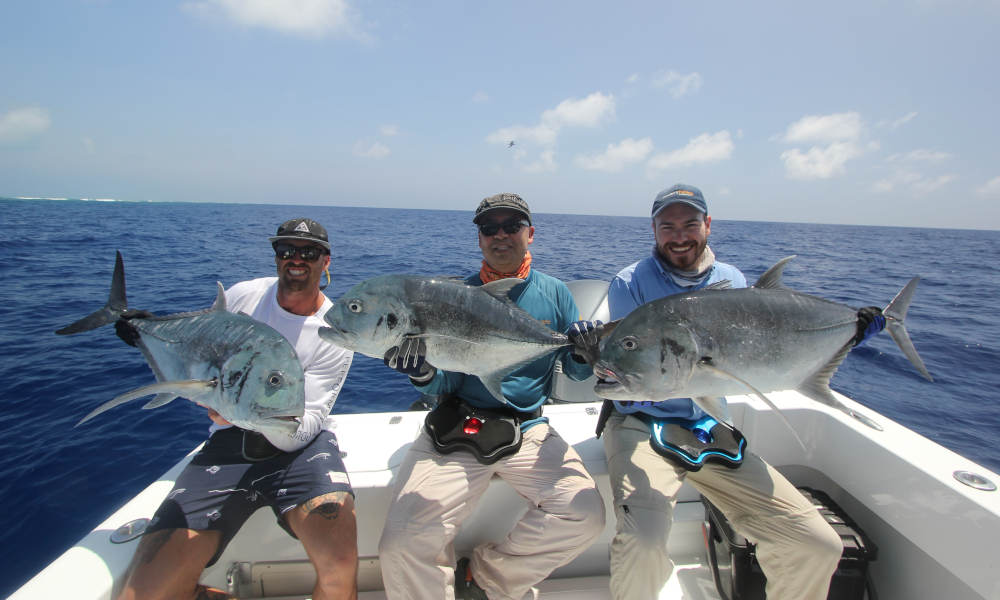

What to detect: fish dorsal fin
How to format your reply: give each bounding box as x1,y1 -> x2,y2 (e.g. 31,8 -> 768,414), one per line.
480,278 -> 525,301
753,255 -> 797,289
212,282 -> 228,311
695,359 -> 806,451
703,279 -> 732,291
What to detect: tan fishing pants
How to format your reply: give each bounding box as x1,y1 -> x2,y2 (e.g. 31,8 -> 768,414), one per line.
603,413 -> 843,600
378,423 -> 606,600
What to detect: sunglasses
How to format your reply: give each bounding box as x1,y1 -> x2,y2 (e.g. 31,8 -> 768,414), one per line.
478,219 -> 529,237
273,243 -> 326,261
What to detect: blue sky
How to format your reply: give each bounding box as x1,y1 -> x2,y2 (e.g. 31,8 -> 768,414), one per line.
2,0 -> 998,229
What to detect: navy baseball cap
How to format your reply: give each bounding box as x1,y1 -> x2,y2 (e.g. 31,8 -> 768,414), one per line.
651,184 -> 708,218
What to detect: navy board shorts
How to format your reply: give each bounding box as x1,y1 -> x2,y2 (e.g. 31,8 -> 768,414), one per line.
146,427 -> 353,566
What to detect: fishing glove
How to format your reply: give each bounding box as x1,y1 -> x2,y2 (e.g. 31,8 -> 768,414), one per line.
114,309 -> 155,347
566,320 -> 603,364
853,306 -> 886,347
384,337 -> 437,384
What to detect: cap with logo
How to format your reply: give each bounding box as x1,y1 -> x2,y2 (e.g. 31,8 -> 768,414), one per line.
269,218 -> 330,250
651,184 -> 708,218
473,193 -> 532,225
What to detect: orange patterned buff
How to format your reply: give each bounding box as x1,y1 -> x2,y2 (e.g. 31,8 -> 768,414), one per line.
480,250 -> 532,284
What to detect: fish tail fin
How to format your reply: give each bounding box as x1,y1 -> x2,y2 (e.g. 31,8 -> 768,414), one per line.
56,250 -> 128,335
883,277 -> 933,381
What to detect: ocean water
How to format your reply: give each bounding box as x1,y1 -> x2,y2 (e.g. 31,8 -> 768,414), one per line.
1,198 -> 998,595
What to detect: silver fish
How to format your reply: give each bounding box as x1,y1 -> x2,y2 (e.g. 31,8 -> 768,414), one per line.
56,252 -> 305,436
318,275 -> 570,403
592,256 -> 932,435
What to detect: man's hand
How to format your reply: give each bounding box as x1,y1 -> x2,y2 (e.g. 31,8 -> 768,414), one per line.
566,320 -> 603,365
205,407 -> 232,426
854,306 -> 886,347
113,309 -> 155,347
384,337 -> 437,384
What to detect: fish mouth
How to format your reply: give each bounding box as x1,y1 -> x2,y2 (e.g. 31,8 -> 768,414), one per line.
592,362 -> 628,398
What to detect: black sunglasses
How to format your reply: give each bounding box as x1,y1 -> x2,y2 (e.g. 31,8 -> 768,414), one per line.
273,243 -> 326,261
478,219 -> 529,237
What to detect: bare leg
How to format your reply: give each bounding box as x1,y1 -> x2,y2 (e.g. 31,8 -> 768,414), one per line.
287,491 -> 359,600
115,528 -> 221,600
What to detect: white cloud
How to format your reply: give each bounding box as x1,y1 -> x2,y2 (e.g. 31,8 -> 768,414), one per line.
539,92 -> 616,129
183,0 -> 368,40
472,91 -> 490,103
379,124 -> 398,137
976,176 -> 1000,197
780,112 -> 863,144
647,130 -> 734,172
873,170 -> 956,194
575,137 -> 654,172
651,70 -> 703,99
487,92 -> 615,148
486,91 -> 615,173
781,142 -> 864,180
523,150 -> 557,174
886,149 -> 952,163
878,111 -> 918,129
0,106 -> 51,144
625,73 -> 640,84
353,140 -> 389,159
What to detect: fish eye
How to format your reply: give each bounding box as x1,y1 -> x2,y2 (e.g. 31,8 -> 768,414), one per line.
621,336 -> 639,351
347,300 -> 363,313
266,373 -> 283,387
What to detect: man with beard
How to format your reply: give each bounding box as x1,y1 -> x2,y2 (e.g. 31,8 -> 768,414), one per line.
115,218 -> 358,600
596,184 -> 869,600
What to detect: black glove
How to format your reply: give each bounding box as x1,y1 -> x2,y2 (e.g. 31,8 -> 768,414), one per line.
384,337 -> 436,384
114,309 -> 155,347
853,306 -> 886,347
566,320 -> 603,365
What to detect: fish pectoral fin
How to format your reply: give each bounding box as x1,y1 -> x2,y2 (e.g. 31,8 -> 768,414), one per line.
142,393 -> 179,410
696,360 -> 806,451
76,380 -> 217,427
481,374 -> 509,405
692,396 -> 731,424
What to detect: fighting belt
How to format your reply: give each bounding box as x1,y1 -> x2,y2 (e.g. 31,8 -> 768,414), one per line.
424,396 -> 540,465
633,413 -> 747,472
241,430 -> 282,462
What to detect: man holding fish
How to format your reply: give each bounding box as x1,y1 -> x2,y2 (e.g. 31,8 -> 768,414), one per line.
593,184 -> 888,600
115,218 -> 357,600
374,194 -> 606,600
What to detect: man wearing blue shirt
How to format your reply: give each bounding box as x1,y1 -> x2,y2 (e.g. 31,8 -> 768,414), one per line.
602,184 -> 843,600
378,193 -> 605,600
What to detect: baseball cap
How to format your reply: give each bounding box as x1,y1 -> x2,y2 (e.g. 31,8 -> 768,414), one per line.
268,218 -> 330,250
473,193 -> 532,225
651,184 -> 708,218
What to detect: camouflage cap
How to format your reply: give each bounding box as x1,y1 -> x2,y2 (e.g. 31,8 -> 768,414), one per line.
473,193 -> 532,225
268,218 -> 330,250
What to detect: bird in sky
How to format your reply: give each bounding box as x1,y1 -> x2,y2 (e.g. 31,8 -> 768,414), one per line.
507,140 -> 515,148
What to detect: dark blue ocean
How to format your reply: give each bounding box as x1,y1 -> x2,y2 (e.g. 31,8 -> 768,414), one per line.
1,198 -> 998,596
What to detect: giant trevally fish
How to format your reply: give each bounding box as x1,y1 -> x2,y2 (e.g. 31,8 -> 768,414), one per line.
590,256 -> 932,434
56,251 -> 305,436
318,275 -> 571,403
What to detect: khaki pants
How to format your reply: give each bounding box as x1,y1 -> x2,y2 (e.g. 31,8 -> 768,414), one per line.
603,413 -> 843,600
379,423 -> 606,600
